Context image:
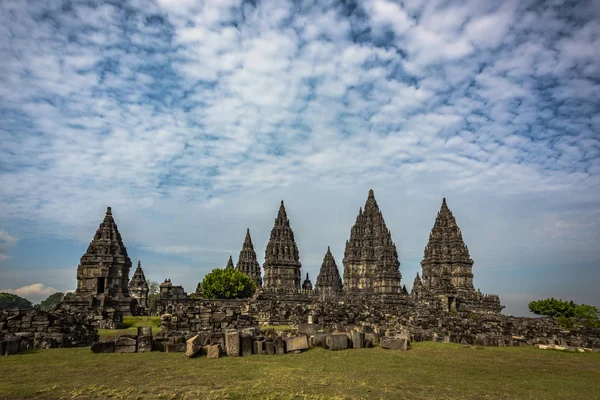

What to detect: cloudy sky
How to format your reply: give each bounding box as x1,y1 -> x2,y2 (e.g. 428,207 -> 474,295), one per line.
0,0 -> 599,315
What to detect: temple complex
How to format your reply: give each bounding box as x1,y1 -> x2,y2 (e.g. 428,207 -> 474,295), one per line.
128,260 -> 149,313
236,229 -> 262,287
343,190 -> 402,294
415,198 -> 503,313
315,247 -> 343,299
262,201 -> 302,288
65,207 -> 133,315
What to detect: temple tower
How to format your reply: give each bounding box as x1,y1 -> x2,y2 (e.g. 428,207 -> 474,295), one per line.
236,229 -> 262,287
302,273 -> 313,290
420,198 -> 474,291
225,255 -> 234,269
315,246 -> 343,298
263,200 -> 302,288
72,207 -> 133,314
128,260 -> 149,311
343,190 -> 402,294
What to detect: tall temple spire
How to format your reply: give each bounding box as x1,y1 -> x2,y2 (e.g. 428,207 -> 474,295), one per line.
302,273 -> 313,290
263,200 -> 302,288
70,206 -> 133,315
316,246 -> 343,298
129,260 -> 149,310
343,189 -> 402,294
420,197 -> 474,291
236,228 -> 262,287
226,255 -> 234,269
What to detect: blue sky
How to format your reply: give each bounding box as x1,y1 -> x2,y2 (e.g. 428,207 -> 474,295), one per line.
0,0 -> 599,316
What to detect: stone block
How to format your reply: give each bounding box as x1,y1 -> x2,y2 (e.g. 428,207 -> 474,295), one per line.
165,343 -> 186,353
265,341 -> 275,355
115,335 -> 137,347
312,332 -> 329,347
152,339 -> 167,352
325,334 -> 348,351
298,323 -> 317,336
253,340 -> 264,355
240,334 -> 253,356
137,336 -> 152,353
225,331 -> 240,356
285,335 -> 308,352
381,336 -> 410,350
209,333 -> 225,348
3,339 -> 19,356
185,335 -> 203,358
206,344 -> 221,359
275,337 -> 286,355
352,332 -> 365,349
91,341 -> 115,353
137,326 -> 153,337
115,345 -> 137,353
365,332 -> 379,345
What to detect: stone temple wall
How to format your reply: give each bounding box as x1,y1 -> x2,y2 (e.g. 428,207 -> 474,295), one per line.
0,308 -> 98,355
156,295 -> 600,349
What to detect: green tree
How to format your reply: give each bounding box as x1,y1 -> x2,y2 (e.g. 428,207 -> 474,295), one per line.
37,292 -> 65,311
200,264 -> 256,299
0,292 -> 34,309
147,281 -> 160,312
529,298 -> 599,328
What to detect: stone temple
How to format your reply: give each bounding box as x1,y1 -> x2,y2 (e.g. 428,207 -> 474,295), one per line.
315,247 -> 343,299
236,229 -> 262,287
262,201 -> 302,288
65,207 -> 133,315
129,261 -> 149,313
343,190 -> 402,294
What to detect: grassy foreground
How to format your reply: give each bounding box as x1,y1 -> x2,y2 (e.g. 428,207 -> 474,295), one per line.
0,343 -> 599,400
97,316 -> 161,338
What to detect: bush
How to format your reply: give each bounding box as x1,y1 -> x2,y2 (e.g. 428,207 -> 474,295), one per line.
0,292 -> 34,309
37,292 -> 65,311
529,298 -> 599,328
200,265 -> 256,299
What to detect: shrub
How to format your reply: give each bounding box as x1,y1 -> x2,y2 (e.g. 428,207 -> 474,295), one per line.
200,265 -> 256,299
529,298 -> 599,329
0,292 -> 34,309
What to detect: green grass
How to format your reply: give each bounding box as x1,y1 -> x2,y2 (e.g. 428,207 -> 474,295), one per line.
97,316 -> 161,338
0,343 -> 599,399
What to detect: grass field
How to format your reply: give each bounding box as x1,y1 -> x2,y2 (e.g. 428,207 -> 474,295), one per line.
0,342 -> 598,400
97,316 -> 161,338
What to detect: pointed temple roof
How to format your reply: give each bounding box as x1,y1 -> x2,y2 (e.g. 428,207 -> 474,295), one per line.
343,190 -> 399,266
226,255 -> 234,269
83,207 -> 130,259
302,273 -> 313,290
422,198 -> 473,265
264,200 -> 301,268
316,246 -> 343,291
236,228 -> 262,287
129,261 -> 148,290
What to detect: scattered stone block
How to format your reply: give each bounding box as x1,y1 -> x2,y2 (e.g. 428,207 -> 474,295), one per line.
253,340 -> 264,354
115,335 -> 137,353
137,326 -> 153,337
225,331 -> 240,357
381,336 -> 410,350
3,339 -> 19,356
352,331 -> 365,349
265,341 -> 275,355
275,337 -> 286,355
325,334 -> 348,351
115,345 -> 137,353
185,335 -> 204,358
137,336 -> 152,352
91,341 -> 115,353
298,323 -> 317,336
312,332 -> 329,347
165,343 -> 186,353
206,344 -> 221,359
285,335 -> 308,352
240,334 -> 253,356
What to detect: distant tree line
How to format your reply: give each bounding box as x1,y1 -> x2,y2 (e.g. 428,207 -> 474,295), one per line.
529,298 -> 599,328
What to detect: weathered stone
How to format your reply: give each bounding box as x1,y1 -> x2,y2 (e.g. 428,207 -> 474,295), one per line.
275,337 -> 286,354
381,336 -> 410,350
3,339 -> 19,356
316,247 -> 343,299
325,334 -> 348,351
285,335 -> 308,352
265,341 -> 275,355
365,332 -> 379,345
225,331 -> 240,356
91,341 -> 115,353
240,334 -> 253,356
115,335 -> 137,347
206,344 -> 221,359
137,335 -> 152,352
137,326 -> 153,337
165,343 -> 186,353
185,335 -> 203,358
312,332 -> 330,347
298,323 -> 317,336
351,331 -> 365,349
253,340 -> 264,354
115,345 -> 137,353
129,261 -> 149,314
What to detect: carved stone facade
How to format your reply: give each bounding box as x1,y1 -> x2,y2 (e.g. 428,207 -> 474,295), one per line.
263,201 -> 302,288
236,229 -> 262,287
315,247 -> 343,299
416,198 -> 503,313
159,279 -> 187,300
67,207 -> 133,315
343,190 -> 402,294
128,261 -> 149,312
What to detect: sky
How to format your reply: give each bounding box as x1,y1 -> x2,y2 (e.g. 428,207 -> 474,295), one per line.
0,0 -> 599,316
